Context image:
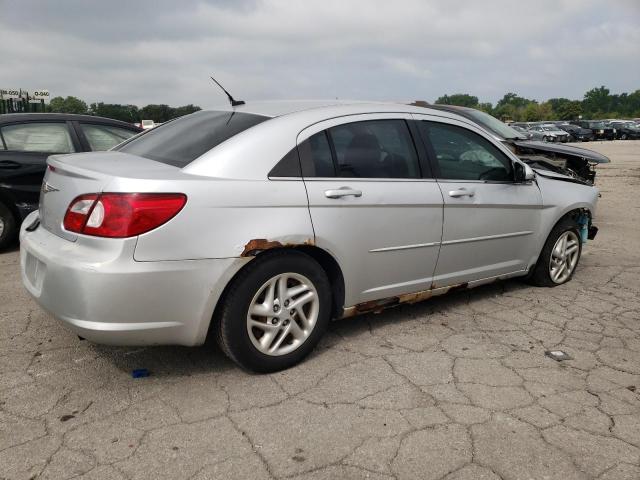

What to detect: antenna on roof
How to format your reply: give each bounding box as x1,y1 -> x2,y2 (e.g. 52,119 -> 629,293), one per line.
210,76 -> 245,107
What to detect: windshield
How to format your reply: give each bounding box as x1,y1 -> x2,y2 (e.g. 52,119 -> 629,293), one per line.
117,110 -> 268,167
589,122 -> 605,129
463,109 -> 527,140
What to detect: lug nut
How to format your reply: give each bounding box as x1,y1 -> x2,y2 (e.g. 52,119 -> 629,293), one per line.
284,300 -> 289,307
290,310 -> 295,316
271,318 -> 278,324
283,319 -> 290,326
273,305 -> 280,312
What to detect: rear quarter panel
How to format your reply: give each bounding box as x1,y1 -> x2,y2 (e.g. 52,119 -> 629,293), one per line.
130,176 -> 314,261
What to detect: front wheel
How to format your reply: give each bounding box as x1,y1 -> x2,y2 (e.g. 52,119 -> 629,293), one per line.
527,218 -> 582,287
0,203 -> 17,251
215,250 -> 332,372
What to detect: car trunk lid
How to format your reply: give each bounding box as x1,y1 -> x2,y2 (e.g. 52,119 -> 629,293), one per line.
40,151 -> 181,241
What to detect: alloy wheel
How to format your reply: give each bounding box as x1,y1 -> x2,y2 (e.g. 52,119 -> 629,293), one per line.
246,272 -> 320,356
549,230 -> 580,284
0,216 -> 4,238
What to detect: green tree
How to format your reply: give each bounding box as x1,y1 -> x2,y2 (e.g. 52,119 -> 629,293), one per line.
89,103 -> 139,123
434,93 -> 479,108
139,104 -> 173,123
582,86 -> 611,118
477,102 -> 493,115
172,104 -> 201,118
48,96 -> 88,114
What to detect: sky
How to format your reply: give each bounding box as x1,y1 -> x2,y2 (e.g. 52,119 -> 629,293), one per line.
1,0 -> 639,109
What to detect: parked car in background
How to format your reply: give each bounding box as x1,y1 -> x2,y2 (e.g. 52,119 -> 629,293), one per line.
426,104 -> 609,184
609,121 -> 640,140
510,125 -> 532,139
528,124 -> 570,143
141,119 -> 156,130
20,101 -> 599,372
0,113 -> 141,249
572,120 -> 615,141
556,123 -> 594,142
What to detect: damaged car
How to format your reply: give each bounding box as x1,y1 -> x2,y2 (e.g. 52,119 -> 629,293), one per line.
425,104 -> 609,184
21,101 -> 599,372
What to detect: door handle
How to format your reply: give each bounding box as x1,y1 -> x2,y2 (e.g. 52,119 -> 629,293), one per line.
324,187 -> 363,199
448,188 -> 475,198
0,160 -> 21,170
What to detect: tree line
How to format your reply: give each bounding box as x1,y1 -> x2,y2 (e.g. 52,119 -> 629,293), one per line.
45,96 -> 201,123
433,86 -> 640,122
15,85 -> 640,124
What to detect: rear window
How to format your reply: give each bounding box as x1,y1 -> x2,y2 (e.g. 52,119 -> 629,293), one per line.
116,110 -> 268,167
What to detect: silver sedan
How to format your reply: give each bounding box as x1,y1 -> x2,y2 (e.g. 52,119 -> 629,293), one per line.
20,101 -> 600,372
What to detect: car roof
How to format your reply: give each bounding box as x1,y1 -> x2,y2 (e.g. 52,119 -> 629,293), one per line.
208,100 -> 461,120
0,113 -> 141,130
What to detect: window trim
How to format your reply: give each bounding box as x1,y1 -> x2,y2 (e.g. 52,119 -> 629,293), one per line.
417,119 -> 516,184
0,120 -> 80,154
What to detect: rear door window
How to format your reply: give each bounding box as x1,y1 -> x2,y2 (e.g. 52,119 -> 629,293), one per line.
0,122 -> 75,153
327,120 -> 420,178
116,110 -> 268,167
80,123 -> 138,151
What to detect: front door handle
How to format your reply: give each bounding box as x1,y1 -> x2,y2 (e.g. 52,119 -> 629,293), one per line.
448,188 -> 475,198
324,187 -> 363,199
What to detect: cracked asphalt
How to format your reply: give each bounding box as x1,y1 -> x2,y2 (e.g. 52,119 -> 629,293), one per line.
1,141 -> 639,480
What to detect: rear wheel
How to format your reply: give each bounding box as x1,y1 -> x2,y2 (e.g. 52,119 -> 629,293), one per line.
216,250 -> 331,372
527,218 -> 582,287
0,202 -> 17,251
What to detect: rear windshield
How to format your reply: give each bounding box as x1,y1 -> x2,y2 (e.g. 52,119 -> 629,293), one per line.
116,110 -> 268,167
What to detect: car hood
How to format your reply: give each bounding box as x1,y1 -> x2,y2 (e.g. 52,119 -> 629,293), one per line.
512,139 -> 610,163
531,167 -> 590,185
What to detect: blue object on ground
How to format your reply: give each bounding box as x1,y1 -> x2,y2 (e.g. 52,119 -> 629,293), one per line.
132,368 -> 150,378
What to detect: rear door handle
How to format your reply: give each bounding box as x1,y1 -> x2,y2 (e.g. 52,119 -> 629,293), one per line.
0,160 -> 21,170
448,188 -> 475,198
324,187 -> 363,199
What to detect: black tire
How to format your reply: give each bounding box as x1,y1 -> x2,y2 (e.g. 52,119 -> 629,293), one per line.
527,217 -> 582,287
215,250 -> 332,373
0,202 -> 17,251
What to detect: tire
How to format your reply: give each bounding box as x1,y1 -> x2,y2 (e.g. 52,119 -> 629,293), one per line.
0,202 -> 17,251
527,218 -> 582,287
215,250 -> 332,373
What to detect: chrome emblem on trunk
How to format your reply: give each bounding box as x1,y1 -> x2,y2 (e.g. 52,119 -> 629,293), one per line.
41,182 -> 59,194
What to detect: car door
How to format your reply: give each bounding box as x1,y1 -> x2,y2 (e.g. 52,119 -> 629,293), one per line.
298,114 -> 444,307
0,121 -> 79,217
415,115 -> 542,287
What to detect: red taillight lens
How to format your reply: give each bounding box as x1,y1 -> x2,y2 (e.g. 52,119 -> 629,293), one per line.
63,193 -> 187,238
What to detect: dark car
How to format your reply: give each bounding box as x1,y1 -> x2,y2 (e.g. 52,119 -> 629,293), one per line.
0,113 -> 141,248
556,123 -> 594,142
571,120 -> 615,141
609,121 -> 640,140
423,104 -> 609,185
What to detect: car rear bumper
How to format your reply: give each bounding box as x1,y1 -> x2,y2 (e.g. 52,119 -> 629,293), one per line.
19,212 -> 248,346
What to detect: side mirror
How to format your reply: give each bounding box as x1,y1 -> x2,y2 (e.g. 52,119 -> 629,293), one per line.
514,162 -> 535,182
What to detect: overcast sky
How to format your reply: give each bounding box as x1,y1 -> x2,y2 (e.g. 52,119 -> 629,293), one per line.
1,0 -> 639,108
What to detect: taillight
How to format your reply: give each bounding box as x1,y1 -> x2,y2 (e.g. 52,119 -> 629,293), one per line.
63,193 -> 187,238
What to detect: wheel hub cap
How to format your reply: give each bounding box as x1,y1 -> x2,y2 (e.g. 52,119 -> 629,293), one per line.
549,230 -> 580,284
247,272 -> 319,356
